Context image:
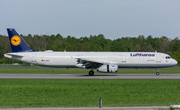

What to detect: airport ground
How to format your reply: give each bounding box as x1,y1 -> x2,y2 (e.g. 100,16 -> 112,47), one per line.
0,106 -> 170,110
0,65 -> 180,109
0,78 -> 180,108
0,65 -> 180,74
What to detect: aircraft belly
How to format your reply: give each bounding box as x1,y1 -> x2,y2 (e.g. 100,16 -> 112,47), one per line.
119,63 -> 169,68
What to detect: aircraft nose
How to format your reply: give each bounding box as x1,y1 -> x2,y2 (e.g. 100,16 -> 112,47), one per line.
173,59 -> 178,66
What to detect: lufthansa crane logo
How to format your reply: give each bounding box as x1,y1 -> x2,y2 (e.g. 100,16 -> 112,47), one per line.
11,35 -> 21,46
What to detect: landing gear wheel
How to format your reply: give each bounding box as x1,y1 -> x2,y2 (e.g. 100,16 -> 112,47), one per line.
156,68 -> 160,76
156,72 -> 160,76
89,71 -> 94,76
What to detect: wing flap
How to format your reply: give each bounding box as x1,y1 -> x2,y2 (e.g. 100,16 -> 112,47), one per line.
78,58 -> 104,64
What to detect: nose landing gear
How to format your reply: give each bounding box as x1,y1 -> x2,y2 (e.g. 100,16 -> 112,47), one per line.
156,68 -> 160,75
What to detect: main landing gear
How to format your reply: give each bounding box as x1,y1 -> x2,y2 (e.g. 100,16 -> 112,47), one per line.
156,68 -> 160,75
89,71 -> 94,76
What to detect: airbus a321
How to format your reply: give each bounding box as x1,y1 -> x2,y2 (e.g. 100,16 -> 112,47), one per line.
4,28 -> 177,75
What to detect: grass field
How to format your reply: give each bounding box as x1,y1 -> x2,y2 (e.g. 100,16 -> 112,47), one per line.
0,79 -> 180,108
0,65 -> 180,74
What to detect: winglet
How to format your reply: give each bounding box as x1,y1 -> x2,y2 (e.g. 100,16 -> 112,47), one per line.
7,28 -> 35,52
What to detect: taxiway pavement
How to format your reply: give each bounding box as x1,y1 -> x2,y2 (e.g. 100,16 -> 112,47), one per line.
0,74 -> 180,79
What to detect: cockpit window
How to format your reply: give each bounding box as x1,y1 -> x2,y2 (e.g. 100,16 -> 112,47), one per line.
166,56 -> 171,59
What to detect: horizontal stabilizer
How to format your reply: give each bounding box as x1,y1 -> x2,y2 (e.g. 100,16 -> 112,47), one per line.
5,53 -> 24,57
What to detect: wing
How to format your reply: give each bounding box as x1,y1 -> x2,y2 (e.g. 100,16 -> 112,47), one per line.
75,58 -> 117,69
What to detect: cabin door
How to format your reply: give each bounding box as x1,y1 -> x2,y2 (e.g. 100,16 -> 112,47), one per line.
32,53 -> 37,62
122,56 -> 126,63
156,54 -> 161,63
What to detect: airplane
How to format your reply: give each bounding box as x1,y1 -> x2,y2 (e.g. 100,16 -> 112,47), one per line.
4,28 -> 178,76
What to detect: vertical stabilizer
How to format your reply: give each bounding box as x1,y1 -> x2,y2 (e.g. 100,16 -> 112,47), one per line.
7,28 -> 34,52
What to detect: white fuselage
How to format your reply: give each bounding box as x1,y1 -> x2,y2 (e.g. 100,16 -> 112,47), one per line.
4,51 -> 177,68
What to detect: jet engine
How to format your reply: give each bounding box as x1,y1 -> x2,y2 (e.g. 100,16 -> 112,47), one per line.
75,64 -> 86,69
97,64 -> 118,73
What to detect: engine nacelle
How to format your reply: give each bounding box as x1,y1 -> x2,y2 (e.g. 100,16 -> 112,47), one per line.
75,64 -> 86,69
97,64 -> 118,73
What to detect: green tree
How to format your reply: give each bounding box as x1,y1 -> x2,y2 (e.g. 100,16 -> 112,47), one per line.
173,47 -> 180,63
171,37 -> 180,53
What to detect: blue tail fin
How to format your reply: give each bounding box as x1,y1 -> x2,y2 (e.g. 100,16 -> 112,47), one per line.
7,28 -> 35,52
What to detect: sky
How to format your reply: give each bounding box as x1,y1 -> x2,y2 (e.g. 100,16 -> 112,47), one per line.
1,0 -> 180,39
